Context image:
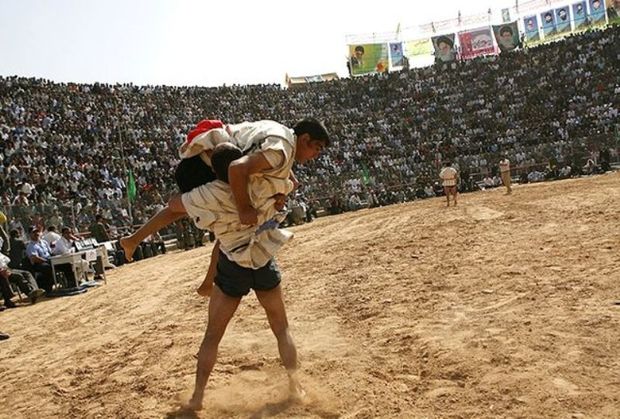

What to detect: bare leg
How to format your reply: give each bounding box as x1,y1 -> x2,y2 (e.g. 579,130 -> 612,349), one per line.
185,286 -> 241,411
452,189 -> 458,206
120,195 -> 186,261
443,187 -> 450,207
197,241 -> 220,297
255,285 -> 303,400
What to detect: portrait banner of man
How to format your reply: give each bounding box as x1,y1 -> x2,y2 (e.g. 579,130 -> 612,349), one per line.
555,6 -> 572,33
501,8 -> 511,23
492,21 -> 521,53
606,0 -> 620,20
523,15 -> 541,42
573,1 -> 589,29
348,43 -> 389,76
431,33 -> 457,63
540,9 -> 557,38
389,42 -> 405,68
589,0 -> 607,24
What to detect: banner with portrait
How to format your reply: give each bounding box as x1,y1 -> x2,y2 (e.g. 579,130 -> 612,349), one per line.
523,15 -> 541,42
589,0 -> 607,24
540,9 -> 557,37
606,0 -> 620,20
458,27 -> 495,60
492,21 -> 521,53
348,43 -> 389,76
389,42 -> 405,68
431,34 -> 457,63
554,6 -> 572,33
572,1 -> 589,29
501,8 -> 511,22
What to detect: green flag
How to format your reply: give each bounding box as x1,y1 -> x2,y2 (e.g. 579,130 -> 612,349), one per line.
127,169 -> 137,202
361,163 -> 370,185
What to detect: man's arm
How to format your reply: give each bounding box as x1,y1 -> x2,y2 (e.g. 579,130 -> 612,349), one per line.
289,171 -> 300,191
228,153 -> 275,225
30,254 -> 47,264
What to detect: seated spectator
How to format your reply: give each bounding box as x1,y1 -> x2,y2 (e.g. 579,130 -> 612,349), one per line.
0,271 -> 16,308
483,176 -> 495,188
89,214 -> 110,244
1,252 -> 45,304
582,159 -> 597,175
25,226 -> 78,292
42,225 -> 61,248
348,194 -> 363,211
424,185 -> 435,198
147,232 -> 167,256
559,165 -> 572,178
53,227 -> 93,278
8,229 -> 27,269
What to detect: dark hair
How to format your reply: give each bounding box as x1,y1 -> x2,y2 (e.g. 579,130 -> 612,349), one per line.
444,161 -> 452,167
61,227 -> 71,234
47,225 -> 57,232
211,143 -> 243,183
500,26 -> 513,36
9,229 -> 18,239
293,118 -> 330,146
435,36 -> 454,49
175,154 -> 216,193
354,45 -> 364,54
544,12 -> 552,19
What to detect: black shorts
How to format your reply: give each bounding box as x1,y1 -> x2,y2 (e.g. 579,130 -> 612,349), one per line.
174,154 -> 216,193
215,251 -> 281,297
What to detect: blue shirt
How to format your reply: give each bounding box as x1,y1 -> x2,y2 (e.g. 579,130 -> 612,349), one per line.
26,239 -> 52,262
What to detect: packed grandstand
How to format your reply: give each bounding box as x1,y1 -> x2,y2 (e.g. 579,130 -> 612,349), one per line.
0,24 -> 618,236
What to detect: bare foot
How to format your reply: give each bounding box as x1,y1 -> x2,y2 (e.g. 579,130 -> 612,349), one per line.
182,395 -> 203,411
288,372 -> 306,402
196,280 -> 213,297
119,237 -> 136,262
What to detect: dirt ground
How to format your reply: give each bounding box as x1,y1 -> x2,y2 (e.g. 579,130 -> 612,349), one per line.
1,172 -> 619,419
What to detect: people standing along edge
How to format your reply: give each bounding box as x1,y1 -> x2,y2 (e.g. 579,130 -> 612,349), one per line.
499,157 -> 512,194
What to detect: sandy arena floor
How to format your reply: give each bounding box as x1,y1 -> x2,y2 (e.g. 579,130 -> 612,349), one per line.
1,172 -> 619,419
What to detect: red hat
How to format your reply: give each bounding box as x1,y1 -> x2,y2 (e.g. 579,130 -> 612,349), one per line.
186,119 -> 224,144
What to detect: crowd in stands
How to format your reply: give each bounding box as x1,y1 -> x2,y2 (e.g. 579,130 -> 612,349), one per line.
0,25 -> 618,233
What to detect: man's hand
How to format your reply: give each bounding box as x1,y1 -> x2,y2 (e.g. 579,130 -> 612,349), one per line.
273,194 -> 287,211
239,206 -> 258,225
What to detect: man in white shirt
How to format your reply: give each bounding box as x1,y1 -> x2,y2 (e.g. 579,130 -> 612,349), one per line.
42,225 -> 62,248
439,161 -> 459,207
53,227 -> 90,279
499,157 -> 512,194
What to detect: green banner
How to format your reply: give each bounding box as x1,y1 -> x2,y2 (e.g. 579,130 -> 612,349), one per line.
348,43 -> 389,76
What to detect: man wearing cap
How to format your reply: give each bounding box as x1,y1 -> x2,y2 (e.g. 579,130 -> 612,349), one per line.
26,226 -> 79,292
